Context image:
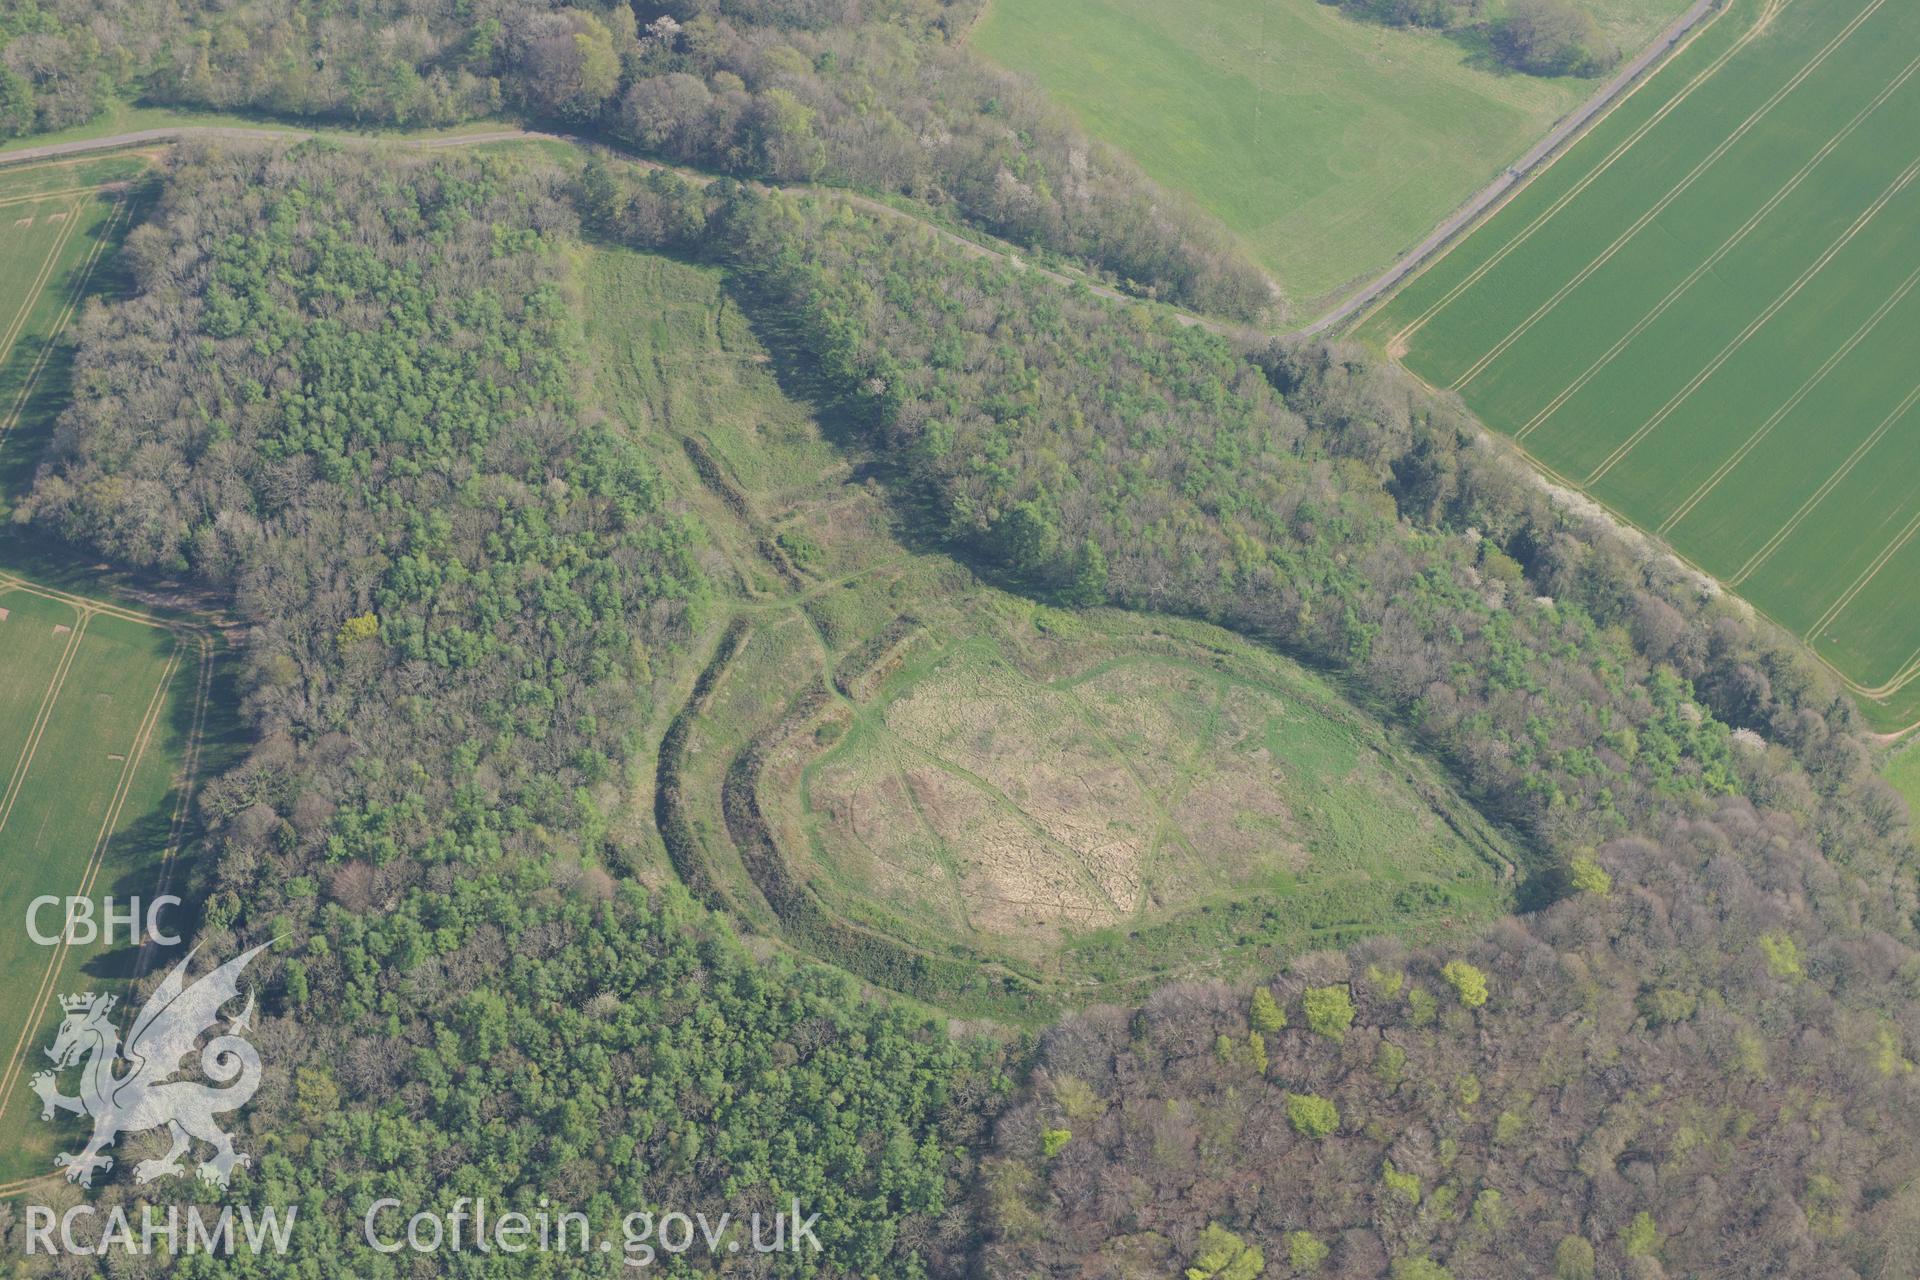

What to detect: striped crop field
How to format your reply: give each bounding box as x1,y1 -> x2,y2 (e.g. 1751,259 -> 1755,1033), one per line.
0,154 -> 213,1194
0,578 -> 211,1190
1357,0 -> 1920,728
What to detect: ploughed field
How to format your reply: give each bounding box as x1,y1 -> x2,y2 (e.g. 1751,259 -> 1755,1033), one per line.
1359,0 -> 1920,728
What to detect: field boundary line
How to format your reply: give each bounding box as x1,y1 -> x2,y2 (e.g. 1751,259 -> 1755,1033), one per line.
1658,262 -> 1920,534
1516,52 -> 1920,437
0,194 -> 130,452
0,609 -> 89,838
0,638 -> 180,1124
0,1173 -> 62,1199
1802,509 -> 1920,681
1808,509 -> 1920,639
1836,613 -> 1920,698
0,569 -> 204,633
1452,0 -> 1892,390
1382,0 -> 1784,348
0,146 -> 160,183
0,200 -> 80,370
1730,383 -> 1920,585
1584,154 -> 1920,484
1870,642 -> 1920,699
1492,430 -> 1920,718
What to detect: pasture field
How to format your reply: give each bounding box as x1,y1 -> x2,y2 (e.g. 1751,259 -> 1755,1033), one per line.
1358,0 -> 1920,728
588,241 -> 1518,1018
972,0 -> 1693,311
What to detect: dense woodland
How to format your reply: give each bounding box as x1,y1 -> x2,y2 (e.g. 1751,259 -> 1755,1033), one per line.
0,0 -> 1271,316
24,144 -> 702,865
19,140 -> 1920,1277
698,189 -> 1920,1276
11,145 -> 999,1276
6,56 -> 1920,1280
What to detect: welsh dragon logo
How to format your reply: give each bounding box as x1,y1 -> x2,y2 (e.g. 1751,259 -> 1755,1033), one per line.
30,942 -> 269,1189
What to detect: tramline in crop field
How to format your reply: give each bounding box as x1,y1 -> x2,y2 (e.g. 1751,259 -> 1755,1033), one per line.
0,154 -> 215,1192
1359,0 -> 1920,728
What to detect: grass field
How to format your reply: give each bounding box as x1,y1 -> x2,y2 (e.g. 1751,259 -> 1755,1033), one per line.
0,580 -> 211,1190
1886,742 -> 1920,819
0,153 -> 220,1193
582,239 -> 1518,1017
792,604 -> 1516,990
0,158 -> 141,519
1357,0 -> 1920,728
972,0 -> 1692,311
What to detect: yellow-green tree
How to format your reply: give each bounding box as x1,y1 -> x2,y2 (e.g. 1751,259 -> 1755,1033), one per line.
1303,984 -> 1356,1041
1287,1093 -> 1340,1139
1186,1223 -> 1265,1280
1442,960 -> 1489,1008
1287,1230 -> 1329,1271
1569,854 -> 1611,895
1251,986 -> 1287,1033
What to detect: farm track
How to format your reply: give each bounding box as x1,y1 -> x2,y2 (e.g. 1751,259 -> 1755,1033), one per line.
1363,0 -> 1745,346
0,610 -> 89,839
0,199 -> 81,369
1809,510 -> 1920,640
0,186 -> 117,209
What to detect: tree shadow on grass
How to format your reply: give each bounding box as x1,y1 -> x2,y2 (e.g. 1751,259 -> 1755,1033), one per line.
715,269 -> 983,579
0,182 -> 154,512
